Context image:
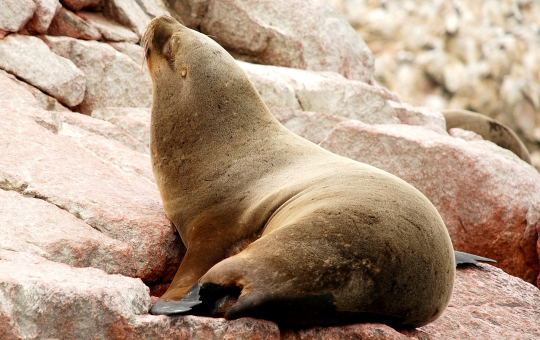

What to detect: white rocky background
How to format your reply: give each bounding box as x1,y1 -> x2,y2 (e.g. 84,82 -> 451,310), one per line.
0,0 -> 539,339
331,0 -> 540,169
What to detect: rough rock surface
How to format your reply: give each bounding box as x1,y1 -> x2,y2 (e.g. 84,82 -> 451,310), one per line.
78,11 -> 139,42
47,6 -> 102,40
320,121 -> 540,285
92,107 -> 151,147
25,0 -> 62,34
103,0 -> 151,37
42,35 -> 152,113
0,34 -> 86,107
0,190 -> 136,276
0,0 -> 36,32
0,250 -> 150,340
0,78 -> 181,282
61,0 -> 102,12
166,0 -> 374,83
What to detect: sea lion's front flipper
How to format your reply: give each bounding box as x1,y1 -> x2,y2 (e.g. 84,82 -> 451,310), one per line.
454,251 -> 496,267
149,280 -> 203,315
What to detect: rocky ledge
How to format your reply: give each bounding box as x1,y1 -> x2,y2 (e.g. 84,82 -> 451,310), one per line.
1,0 -> 539,339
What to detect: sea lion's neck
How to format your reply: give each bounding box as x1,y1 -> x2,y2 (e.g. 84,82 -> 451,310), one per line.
150,70 -> 281,187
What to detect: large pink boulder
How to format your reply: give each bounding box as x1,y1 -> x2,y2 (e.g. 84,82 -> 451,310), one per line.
0,34 -> 86,107
41,35 -> 152,114
0,102 -> 181,282
0,0 -> 36,32
167,0 -> 374,83
320,121 -> 540,285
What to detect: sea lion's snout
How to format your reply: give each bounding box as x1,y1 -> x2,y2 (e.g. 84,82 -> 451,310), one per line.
142,16 -> 187,64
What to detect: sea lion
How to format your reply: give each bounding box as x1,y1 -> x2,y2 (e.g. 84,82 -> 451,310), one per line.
143,16 -> 455,328
442,109 -> 532,164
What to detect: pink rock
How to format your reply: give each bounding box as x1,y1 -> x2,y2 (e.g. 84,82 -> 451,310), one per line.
0,70 -> 40,108
108,41 -> 145,65
58,120 -> 154,182
60,0 -> 101,12
47,7 -> 102,40
25,0 -> 62,34
0,108 -> 182,282
281,323 -> 426,340
319,121 -> 540,285
102,0 -> 151,37
78,11 -> 139,43
131,315 -> 280,340
91,107 -> 151,147
0,189 -> 137,276
0,0 -> 36,32
60,110 -> 148,153
389,100 -> 446,132
238,61 -> 398,124
188,0 -> 374,82
420,265 -> 540,339
0,69 -> 70,112
42,35 -> 152,114
137,0 -> 168,18
0,34 -> 85,107
270,107 -> 345,145
0,250 -> 150,340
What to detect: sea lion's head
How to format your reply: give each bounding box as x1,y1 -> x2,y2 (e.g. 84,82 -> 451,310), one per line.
142,16 -> 251,107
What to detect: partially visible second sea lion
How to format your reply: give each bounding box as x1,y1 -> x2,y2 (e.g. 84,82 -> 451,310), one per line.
142,16 -> 456,328
442,109 -> 532,164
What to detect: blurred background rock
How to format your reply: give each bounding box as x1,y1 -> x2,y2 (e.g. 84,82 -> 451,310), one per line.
331,0 -> 540,169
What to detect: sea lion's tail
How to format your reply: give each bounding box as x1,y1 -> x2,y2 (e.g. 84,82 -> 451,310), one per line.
454,250 -> 496,267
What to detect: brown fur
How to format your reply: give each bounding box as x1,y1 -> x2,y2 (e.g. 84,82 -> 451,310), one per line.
442,109 -> 532,164
143,16 -> 455,328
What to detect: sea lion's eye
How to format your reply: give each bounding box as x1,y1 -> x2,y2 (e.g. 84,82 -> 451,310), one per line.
167,41 -> 172,55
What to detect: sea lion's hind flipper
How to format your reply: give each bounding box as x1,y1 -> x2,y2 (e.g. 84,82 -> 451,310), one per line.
454,251 -> 496,267
149,280 -> 203,315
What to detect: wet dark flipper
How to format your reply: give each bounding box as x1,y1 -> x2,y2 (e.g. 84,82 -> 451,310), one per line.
454,251 -> 496,267
149,280 -> 203,315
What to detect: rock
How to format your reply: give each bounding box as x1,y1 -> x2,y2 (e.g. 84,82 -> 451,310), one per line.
91,107 -> 151,147
420,264 -> 540,339
0,250 -> 150,340
60,110 -> 148,153
0,70 -> 40,108
47,6 -> 102,40
42,35 -> 152,114
0,69 -> 70,112
131,315 -> 281,340
0,0 -> 36,32
389,100 -> 446,132
58,120 -> 154,182
270,107 -> 345,145
102,0 -> 151,37
0,189 -> 137,276
0,34 -> 86,107
0,107 -> 182,282
320,121 -> 540,286
331,0 -> 540,168
25,0 -> 62,34
238,61 -> 399,125
168,0 -> 374,82
78,11 -> 139,43
137,0 -> 168,17
60,0 -> 101,12
108,41 -> 145,65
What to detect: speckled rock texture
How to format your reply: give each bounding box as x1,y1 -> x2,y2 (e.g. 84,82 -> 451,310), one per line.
0,0 -> 539,338
164,0 -> 375,83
